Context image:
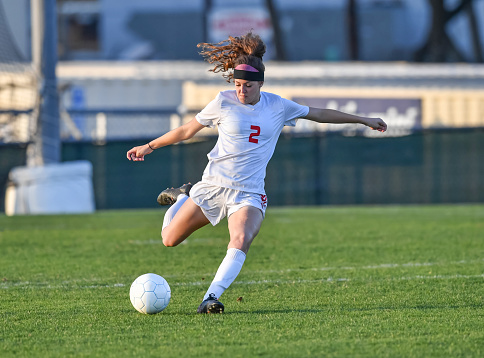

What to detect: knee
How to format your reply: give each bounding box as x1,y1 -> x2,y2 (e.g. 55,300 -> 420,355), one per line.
228,232 -> 254,253
161,229 -> 179,247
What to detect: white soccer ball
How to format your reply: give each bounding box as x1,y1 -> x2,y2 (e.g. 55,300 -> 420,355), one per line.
129,273 -> 171,314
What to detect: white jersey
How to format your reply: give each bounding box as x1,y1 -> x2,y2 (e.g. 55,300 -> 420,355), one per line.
195,90 -> 309,195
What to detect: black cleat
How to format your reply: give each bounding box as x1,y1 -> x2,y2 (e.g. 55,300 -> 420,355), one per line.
157,183 -> 192,206
197,293 -> 224,314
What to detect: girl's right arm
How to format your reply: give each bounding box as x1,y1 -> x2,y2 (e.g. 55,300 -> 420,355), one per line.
126,118 -> 206,161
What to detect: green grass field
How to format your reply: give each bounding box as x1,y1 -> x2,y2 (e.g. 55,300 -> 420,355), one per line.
1,205 -> 483,357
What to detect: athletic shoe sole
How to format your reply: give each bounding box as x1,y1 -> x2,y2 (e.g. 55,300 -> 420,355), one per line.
157,183 -> 192,206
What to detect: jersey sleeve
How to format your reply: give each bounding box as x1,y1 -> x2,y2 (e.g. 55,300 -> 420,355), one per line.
281,98 -> 310,127
195,93 -> 222,128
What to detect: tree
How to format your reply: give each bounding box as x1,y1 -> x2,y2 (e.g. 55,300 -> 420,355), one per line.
265,0 -> 286,60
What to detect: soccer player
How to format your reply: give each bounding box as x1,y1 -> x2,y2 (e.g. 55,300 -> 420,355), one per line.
126,32 -> 387,314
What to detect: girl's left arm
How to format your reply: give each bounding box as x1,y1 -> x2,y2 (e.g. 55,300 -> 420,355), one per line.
304,107 -> 387,132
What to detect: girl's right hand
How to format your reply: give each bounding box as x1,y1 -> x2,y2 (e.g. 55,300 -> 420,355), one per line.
126,144 -> 153,161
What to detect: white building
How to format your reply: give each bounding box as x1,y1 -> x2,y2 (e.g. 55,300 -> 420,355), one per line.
3,0 -> 484,62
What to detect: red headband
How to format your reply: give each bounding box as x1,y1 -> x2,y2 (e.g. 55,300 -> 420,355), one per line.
235,64 -> 259,72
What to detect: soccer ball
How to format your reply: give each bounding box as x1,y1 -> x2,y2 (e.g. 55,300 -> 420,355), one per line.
129,273 -> 171,314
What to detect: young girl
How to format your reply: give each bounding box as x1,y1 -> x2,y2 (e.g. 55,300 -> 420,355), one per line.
127,32 -> 387,314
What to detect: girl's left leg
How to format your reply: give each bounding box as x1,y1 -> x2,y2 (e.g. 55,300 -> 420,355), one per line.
202,205 -> 263,301
162,197 -> 210,247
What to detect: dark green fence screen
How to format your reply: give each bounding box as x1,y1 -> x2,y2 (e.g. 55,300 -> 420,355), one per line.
1,129 -> 483,212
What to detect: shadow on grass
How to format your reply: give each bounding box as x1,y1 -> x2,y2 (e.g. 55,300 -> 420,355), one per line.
205,302 -> 484,316
124,302 -> 483,317
225,308 -> 326,315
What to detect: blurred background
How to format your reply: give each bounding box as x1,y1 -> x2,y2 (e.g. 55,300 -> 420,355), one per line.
1,0 -> 483,213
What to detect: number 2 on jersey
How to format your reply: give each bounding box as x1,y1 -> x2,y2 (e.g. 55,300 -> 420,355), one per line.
249,125 -> 261,144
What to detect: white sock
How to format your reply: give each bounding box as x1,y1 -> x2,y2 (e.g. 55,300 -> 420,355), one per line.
203,248 -> 246,300
162,194 -> 188,231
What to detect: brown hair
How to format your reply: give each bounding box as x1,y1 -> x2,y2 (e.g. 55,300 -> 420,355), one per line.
197,32 -> 266,82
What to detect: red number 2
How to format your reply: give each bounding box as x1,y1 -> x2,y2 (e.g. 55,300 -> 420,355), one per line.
249,125 -> 261,144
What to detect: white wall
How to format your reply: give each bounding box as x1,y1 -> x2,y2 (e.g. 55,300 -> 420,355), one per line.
100,0 -> 203,59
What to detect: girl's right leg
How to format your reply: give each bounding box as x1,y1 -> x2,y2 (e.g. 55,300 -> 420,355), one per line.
161,197 -> 210,247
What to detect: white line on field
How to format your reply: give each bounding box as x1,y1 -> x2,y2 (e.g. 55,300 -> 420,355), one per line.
1,258 -> 482,289
1,274 -> 483,290
129,237 -> 218,246
162,258 -> 483,279
398,274 -> 484,281
174,277 -> 350,287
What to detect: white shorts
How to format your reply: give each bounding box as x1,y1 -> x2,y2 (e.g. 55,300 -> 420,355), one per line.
189,181 -> 268,226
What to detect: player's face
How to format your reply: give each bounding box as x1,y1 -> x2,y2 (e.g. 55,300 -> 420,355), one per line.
235,79 -> 263,105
